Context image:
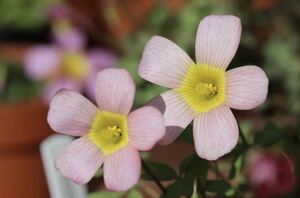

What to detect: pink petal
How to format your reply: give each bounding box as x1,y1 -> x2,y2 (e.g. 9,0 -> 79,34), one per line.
128,106 -> 165,151
87,48 -> 117,71
104,147 -> 141,191
55,136 -> 104,184
24,45 -> 61,80
85,73 -> 97,102
54,27 -> 86,50
48,89 -> 98,136
138,36 -> 194,88
195,15 -> 241,69
148,90 -> 194,145
42,78 -> 83,103
226,66 -> 269,110
85,49 -> 117,100
95,68 -> 135,115
193,105 -> 239,160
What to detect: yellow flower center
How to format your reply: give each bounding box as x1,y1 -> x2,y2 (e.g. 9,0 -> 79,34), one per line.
61,52 -> 89,80
177,64 -> 226,113
88,111 -> 129,155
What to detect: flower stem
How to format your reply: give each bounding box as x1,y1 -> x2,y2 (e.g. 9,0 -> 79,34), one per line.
238,123 -> 249,147
213,161 -> 223,179
196,178 -> 207,198
141,159 -> 167,194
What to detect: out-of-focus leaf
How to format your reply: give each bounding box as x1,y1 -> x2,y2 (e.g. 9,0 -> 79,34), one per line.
94,168 -> 103,178
231,143 -> 248,156
179,154 -> 197,176
134,83 -> 167,106
160,181 -> 181,198
239,120 -> 253,144
127,189 -> 143,198
179,154 -> 208,186
140,152 -> 151,159
148,6 -> 170,31
254,122 -> 283,146
142,161 -> 177,181
88,191 -> 123,198
160,177 -> 193,198
0,0 -> 51,30
229,155 -> 244,179
264,36 -> 300,113
225,188 -> 235,197
0,63 -> 42,102
205,179 -> 231,196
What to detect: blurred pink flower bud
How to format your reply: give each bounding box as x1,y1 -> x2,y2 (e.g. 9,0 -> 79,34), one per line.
247,151 -> 296,198
48,3 -> 71,21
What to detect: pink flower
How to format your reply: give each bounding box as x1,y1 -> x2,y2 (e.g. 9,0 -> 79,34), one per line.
24,27 -> 117,103
138,15 -> 269,160
247,151 -> 296,197
47,68 -> 165,191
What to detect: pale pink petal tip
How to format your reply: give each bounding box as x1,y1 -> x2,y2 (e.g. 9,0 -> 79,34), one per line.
42,79 -> 82,104
104,148 -> 141,191
95,68 -> 135,115
138,36 -> 194,88
55,136 -> 104,184
47,89 -> 98,136
54,27 -> 86,50
85,49 -> 117,100
88,49 -> 117,71
193,105 -> 239,160
196,15 -> 241,69
24,45 -> 61,80
128,106 -> 165,151
226,66 -> 269,110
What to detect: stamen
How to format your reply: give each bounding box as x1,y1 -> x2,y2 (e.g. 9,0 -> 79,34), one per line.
107,125 -> 122,137
196,82 -> 218,96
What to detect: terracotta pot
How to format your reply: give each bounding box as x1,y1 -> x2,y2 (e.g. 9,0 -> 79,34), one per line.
0,100 -> 53,198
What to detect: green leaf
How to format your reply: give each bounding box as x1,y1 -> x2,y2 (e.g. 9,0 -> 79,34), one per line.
160,181 -> 181,198
142,161 -> 177,181
205,179 -> 231,196
179,154 -> 197,175
254,122 -> 283,146
230,143 -> 248,156
127,189 -> 143,198
160,177 -> 193,198
88,191 -> 123,198
179,154 -> 208,186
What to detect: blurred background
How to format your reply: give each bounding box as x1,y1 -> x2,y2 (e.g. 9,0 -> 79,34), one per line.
1,0 -> 300,197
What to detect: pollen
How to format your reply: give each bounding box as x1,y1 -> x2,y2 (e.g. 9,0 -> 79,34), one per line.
88,111 -> 129,155
177,64 -> 226,113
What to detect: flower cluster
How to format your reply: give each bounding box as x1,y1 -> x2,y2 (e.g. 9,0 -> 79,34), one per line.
48,15 -> 269,191
25,5 -> 117,102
